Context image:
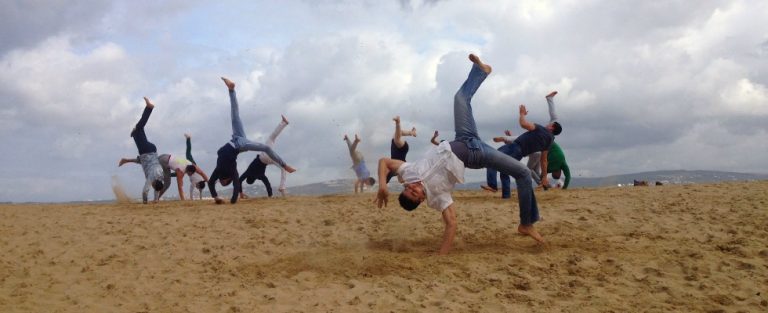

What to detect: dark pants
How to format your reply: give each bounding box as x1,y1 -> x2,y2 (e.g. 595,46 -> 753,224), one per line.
131,106 -> 157,155
239,155 -> 273,197
386,139 -> 409,183
486,143 -> 524,198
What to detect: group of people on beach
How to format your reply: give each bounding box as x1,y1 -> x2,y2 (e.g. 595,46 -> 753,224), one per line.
119,54 -> 571,253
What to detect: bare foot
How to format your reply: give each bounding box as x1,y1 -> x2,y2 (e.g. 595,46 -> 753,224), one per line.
518,224 -> 545,244
343,134 -> 348,141
546,91 -> 558,98
480,185 -> 498,193
143,97 -> 154,109
492,136 -> 506,143
239,192 -> 249,200
221,77 -> 235,90
410,127 -> 417,137
282,114 -> 289,124
284,165 -> 297,173
468,54 -> 492,74
354,134 -> 360,143
184,133 -> 191,139
118,158 -> 130,167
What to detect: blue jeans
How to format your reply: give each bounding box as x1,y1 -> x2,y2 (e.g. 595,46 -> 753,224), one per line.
486,143 -> 524,198
453,63 -> 539,226
228,90 -> 288,168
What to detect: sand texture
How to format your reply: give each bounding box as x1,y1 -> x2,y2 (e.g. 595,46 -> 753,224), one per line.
1,181 -> 767,312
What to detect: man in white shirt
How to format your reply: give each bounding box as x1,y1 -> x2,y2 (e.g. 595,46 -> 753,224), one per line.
375,54 -> 544,254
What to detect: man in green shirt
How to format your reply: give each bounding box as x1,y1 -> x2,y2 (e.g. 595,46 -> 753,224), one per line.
527,141 -> 570,189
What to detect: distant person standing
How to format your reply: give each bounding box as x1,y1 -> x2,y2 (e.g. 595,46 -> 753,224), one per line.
344,134 -> 375,193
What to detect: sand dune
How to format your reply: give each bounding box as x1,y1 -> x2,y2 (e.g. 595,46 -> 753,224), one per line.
1,181 -> 767,312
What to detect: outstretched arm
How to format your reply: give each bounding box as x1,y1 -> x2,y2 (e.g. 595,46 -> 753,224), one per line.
175,171 -> 185,201
438,205 -> 457,255
519,105 -> 535,131
562,163 -> 571,189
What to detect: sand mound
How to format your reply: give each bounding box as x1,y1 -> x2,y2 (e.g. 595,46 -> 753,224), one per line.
110,175 -> 132,203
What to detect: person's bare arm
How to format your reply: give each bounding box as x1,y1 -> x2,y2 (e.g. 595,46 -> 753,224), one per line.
195,166 -> 209,182
519,105 -> 535,131
539,150 -> 549,187
438,205 -> 458,255
175,171 -> 185,201
375,157 -> 405,208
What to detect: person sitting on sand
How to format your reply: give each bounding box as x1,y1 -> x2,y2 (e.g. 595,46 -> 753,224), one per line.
239,115 -> 291,199
208,77 -> 296,204
483,91 -> 562,198
344,134 -> 376,193
118,97 -> 165,204
375,54 -> 545,254
385,116 -> 417,184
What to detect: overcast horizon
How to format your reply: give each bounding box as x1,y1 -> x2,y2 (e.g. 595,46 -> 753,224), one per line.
1,0 -> 767,202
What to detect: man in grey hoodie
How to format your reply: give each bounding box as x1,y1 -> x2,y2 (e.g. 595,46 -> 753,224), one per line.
118,97 -> 165,204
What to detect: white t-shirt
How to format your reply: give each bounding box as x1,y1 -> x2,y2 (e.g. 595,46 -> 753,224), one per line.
168,155 -> 191,172
397,141 -> 464,211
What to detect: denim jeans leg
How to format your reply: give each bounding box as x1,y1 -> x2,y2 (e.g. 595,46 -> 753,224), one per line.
241,141 -> 287,168
453,64 -> 488,140
482,145 -> 539,225
229,90 -> 247,140
486,167 -> 498,190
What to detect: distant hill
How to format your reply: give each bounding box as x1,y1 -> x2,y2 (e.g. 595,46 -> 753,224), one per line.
454,170 -> 768,190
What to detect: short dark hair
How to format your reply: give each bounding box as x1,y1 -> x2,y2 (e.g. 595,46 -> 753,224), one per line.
196,181 -> 206,190
151,180 -> 164,191
365,177 -> 376,186
552,122 -> 562,136
398,192 -> 421,211
185,165 -> 196,175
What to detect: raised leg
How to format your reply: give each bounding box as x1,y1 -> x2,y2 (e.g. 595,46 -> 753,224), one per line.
453,54 -> 491,140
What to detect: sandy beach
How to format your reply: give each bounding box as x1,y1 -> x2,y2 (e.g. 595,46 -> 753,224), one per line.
1,181 -> 766,312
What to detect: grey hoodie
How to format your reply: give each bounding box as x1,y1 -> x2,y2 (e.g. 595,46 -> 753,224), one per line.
139,152 -> 164,203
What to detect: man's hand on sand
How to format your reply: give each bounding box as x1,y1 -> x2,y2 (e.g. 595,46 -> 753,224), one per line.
375,188 -> 389,208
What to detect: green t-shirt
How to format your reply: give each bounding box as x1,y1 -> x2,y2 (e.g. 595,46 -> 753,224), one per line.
547,142 -> 571,189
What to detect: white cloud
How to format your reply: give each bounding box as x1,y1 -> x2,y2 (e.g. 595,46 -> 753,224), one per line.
2,0 -> 768,202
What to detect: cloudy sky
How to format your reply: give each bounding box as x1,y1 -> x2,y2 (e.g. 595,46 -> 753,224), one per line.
1,0 -> 766,202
